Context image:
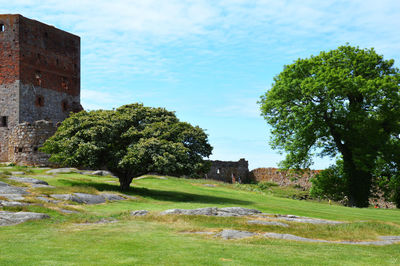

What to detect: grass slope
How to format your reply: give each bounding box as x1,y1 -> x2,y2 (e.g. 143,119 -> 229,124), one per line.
0,166 -> 399,265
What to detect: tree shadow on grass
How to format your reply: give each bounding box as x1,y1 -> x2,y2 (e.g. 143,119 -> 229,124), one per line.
58,179 -> 253,205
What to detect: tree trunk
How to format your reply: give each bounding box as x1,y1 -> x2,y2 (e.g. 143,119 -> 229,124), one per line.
119,175 -> 133,191
343,159 -> 372,207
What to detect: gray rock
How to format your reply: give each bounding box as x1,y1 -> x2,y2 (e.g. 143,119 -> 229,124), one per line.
203,184 -> 216,187
0,211 -> 50,226
90,170 -> 114,176
131,210 -> 149,216
37,196 -> 61,203
263,233 -> 400,245
101,193 -> 126,201
46,168 -> 81,174
0,181 -> 29,201
9,176 -> 49,185
217,229 -> 257,239
50,194 -> 81,202
1,194 -> 26,201
274,215 -> 344,225
160,207 -> 261,217
0,200 -> 28,207
217,207 -> 262,217
73,193 -> 106,204
11,171 -> 26,175
247,220 -> 289,227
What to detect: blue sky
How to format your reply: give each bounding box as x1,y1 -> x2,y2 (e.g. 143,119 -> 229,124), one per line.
2,0 -> 400,170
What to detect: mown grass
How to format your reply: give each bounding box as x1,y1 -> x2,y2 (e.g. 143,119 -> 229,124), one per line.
0,166 -> 400,265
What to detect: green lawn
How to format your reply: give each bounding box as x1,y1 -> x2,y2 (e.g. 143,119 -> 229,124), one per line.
0,166 -> 400,265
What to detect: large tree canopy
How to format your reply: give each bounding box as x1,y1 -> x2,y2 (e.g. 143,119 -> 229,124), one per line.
41,103 -> 213,190
259,45 -> 400,207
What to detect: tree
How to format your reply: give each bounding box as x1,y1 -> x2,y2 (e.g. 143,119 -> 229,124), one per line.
41,103 -> 213,190
259,45 -> 400,207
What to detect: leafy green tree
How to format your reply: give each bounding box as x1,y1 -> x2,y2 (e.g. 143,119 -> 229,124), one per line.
310,160 -> 347,202
41,103 -> 213,190
259,45 -> 400,207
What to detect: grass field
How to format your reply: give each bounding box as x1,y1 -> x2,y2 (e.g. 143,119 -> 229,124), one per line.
0,166 -> 400,265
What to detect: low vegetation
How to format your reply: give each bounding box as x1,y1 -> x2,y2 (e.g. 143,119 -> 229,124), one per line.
1,166 -> 400,265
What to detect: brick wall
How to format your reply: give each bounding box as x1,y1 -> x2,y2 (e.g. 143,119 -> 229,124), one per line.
250,168 -> 321,189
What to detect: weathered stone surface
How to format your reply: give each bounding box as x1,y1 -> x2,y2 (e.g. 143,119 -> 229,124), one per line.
0,181 -> 29,200
37,196 -> 60,203
9,176 -> 49,185
218,207 -> 262,217
0,211 -> 50,226
272,214 -> 344,225
160,207 -> 261,217
46,168 -> 81,174
101,193 -> 126,201
50,193 -> 108,204
11,171 -> 25,175
263,233 -> 400,245
131,210 -> 149,216
90,170 -> 115,177
205,158 -> 249,183
247,220 -> 289,227
0,200 -> 28,207
216,229 -> 256,239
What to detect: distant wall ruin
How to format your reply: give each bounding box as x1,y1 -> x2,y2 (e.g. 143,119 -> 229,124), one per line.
205,158 -> 250,183
250,168 -> 321,189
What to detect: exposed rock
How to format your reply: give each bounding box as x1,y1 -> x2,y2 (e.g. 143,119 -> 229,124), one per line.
247,220 -> 289,227
216,229 -> 257,239
11,171 -> 26,175
0,211 -> 50,226
263,233 -> 400,245
9,176 -> 49,185
217,207 -> 262,217
101,193 -> 126,201
37,196 -> 61,204
131,210 -> 149,216
203,184 -> 216,187
160,207 -> 261,217
0,200 -> 28,207
46,168 -> 82,174
90,170 -> 115,177
272,214 -> 344,225
50,194 -> 82,202
0,181 -> 29,200
50,193 -> 109,204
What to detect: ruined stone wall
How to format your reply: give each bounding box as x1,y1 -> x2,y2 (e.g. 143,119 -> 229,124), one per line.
250,168 -> 321,190
8,120 -> 56,166
205,158 -> 249,183
0,82 -> 19,161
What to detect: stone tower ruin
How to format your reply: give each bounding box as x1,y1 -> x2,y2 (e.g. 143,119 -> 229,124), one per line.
0,14 -> 81,165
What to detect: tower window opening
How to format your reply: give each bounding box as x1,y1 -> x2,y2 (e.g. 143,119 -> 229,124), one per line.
35,71 -> 42,86
35,95 -> 44,107
0,24 -> 4,32
61,100 -> 68,112
0,116 -> 8,127
61,77 -> 69,90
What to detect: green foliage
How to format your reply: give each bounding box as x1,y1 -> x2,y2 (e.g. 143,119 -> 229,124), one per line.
259,45 -> 400,207
41,103 -> 213,190
310,160 -> 347,202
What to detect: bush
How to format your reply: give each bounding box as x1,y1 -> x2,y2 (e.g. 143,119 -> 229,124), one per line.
310,161 -> 348,202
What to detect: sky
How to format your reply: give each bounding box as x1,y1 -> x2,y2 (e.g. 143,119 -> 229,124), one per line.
1,0 -> 400,170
